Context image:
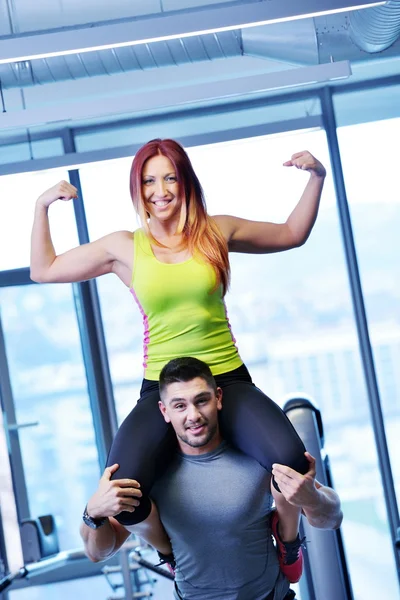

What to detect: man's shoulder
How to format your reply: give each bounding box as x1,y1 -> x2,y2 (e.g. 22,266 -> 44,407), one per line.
207,443 -> 272,485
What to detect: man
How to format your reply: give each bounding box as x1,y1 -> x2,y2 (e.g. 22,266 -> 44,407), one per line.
81,358 -> 342,599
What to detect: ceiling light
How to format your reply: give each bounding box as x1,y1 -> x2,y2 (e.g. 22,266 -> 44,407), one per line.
0,1 -> 386,65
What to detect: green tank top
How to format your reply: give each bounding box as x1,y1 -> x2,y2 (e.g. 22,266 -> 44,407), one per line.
130,229 -> 242,380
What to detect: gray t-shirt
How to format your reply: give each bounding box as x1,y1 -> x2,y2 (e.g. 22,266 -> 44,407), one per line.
151,441 -> 290,600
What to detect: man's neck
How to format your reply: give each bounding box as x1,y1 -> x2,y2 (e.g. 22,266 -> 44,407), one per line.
178,432 -> 223,456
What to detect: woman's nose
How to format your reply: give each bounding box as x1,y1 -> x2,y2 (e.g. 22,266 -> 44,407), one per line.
155,179 -> 167,197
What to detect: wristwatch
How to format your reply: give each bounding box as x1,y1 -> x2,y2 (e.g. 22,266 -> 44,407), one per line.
82,505 -> 107,530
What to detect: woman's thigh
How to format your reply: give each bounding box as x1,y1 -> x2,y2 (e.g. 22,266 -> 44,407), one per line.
106,386 -> 177,523
219,381 -> 308,474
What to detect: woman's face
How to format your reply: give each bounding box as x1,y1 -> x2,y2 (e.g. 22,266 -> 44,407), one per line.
141,154 -> 182,223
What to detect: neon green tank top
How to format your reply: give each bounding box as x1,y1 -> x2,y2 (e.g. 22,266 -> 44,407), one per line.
130,229 -> 242,380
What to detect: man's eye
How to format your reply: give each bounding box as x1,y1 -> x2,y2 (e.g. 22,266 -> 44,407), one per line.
175,404 -> 184,410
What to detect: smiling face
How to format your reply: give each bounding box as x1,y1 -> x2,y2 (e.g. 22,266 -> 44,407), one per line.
141,154 -> 182,224
159,377 -> 223,455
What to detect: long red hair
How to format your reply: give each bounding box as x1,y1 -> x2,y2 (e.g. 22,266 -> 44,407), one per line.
129,139 -> 230,295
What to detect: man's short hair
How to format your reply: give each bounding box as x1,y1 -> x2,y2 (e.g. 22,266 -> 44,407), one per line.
159,357 -> 217,400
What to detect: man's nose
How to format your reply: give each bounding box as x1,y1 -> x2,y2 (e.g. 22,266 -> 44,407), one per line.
187,404 -> 201,421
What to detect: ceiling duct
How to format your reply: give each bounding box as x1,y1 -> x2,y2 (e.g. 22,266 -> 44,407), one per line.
241,19 -> 319,66
349,0 -> 400,52
0,31 -> 243,89
2,6 -> 400,91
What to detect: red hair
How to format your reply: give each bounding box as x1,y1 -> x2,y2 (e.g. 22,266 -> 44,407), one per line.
129,139 -> 230,295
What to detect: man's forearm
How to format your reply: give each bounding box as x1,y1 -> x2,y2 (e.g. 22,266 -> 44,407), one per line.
80,519 -> 118,562
302,486 -> 343,530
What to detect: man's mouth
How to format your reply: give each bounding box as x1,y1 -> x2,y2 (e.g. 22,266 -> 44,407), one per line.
186,423 -> 206,435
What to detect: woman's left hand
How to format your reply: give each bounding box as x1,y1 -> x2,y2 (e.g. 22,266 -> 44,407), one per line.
283,151 -> 326,178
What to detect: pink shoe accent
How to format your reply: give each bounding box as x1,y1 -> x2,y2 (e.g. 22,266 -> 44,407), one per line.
271,510 -> 304,584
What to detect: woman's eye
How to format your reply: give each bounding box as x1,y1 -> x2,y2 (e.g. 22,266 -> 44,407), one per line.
166,176 -> 177,182
143,179 -> 153,185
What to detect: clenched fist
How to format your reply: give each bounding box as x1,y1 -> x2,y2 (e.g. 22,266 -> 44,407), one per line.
283,151 -> 326,178
37,180 -> 78,208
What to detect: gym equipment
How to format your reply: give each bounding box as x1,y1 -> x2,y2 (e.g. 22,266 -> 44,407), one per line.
284,395 -> 354,600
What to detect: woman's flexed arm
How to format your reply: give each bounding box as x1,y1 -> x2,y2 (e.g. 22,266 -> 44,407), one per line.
284,151 -> 326,247
30,180 -> 127,284
214,151 -> 326,254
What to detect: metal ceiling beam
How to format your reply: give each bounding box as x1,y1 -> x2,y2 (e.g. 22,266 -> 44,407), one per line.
0,0 -> 385,64
0,60 -> 351,131
0,115 -> 322,176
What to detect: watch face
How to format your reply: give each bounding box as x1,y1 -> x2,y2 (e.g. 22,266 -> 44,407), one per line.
83,509 -> 106,529
83,514 -> 98,529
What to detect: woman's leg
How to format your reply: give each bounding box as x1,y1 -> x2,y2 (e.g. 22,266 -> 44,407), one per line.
271,483 -> 301,542
271,482 -> 304,584
217,378 -> 309,475
106,385 -> 177,526
126,500 -> 172,555
217,372 -> 307,583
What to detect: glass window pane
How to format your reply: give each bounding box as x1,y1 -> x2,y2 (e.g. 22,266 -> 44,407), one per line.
0,169 -> 79,271
96,274 -> 144,423
79,123 -> 397,597
79,157 -> 137,239
0,407 -> 23,571
0,284 -> 100,551
334,104 -> 400,595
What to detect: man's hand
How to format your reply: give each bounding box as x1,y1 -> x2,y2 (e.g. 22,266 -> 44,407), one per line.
272,452 -> 319,509
86,464 -> 142,519
272,453 -> 343,530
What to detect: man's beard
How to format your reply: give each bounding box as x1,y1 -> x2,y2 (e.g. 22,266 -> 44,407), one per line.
177,422 -> 218,448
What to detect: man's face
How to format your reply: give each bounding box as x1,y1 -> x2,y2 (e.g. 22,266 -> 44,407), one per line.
159,377 -> 223,455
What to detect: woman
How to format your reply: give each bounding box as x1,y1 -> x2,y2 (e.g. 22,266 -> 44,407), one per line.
31,138 -> 325,578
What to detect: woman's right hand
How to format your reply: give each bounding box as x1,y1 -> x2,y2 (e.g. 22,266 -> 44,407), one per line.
37,180 -> 78,208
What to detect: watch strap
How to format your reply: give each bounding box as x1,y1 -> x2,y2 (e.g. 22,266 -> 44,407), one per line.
82,505 -> 107,529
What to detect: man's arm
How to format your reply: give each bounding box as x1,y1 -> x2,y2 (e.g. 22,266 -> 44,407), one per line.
272,452 -> 343,530
80,463 -> 141,562
80,463 -> 172,561
303,480 -> 343,530
80,517 -> 130,563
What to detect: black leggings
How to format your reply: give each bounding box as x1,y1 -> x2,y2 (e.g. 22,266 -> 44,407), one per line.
106,364 -> 309,525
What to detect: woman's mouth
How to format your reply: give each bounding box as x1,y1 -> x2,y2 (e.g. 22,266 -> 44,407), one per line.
152,199 -> 171,207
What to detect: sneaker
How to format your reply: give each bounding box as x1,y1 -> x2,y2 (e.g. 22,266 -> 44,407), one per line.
271,510 -> 305,584
155,550 -> 176,577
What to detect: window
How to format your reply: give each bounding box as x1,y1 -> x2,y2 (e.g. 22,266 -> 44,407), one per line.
0,284 -> 100,552
333,100 -> 400,597
0,169 -> 79,271
335,111 -> 400,502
